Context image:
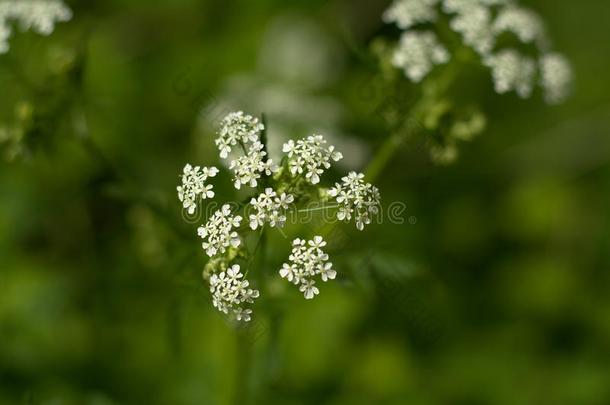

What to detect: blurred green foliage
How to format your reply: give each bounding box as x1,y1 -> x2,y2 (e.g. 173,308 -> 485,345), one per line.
1,0 -> 610,404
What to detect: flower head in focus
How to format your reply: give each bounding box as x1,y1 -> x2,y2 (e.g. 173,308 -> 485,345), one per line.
209,264 -> 259,322
328,172 -> 381,231
282,135 -> 343,184
249,188 -> 294,230
198,204 -> 242,257
229,141 -> 278,189
177,164 -> 218,215
216,111 -> 264,159
279,236 -> 335,299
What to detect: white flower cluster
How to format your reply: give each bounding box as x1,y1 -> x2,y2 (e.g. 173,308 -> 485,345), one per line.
279,236 -> 336,299
283,135 -> 343,184
382,0 -> 573,103
539,53 -> 573,105
229,141 -> 277,189
249,188 -> 294,230
215,111 -> 278,189
177,164 -> 218,215
382,0 -> 439,30
0,0 -> 72,54
484,49 -> 536,98
178,112 -> 381,319
392,31 -> 450,83
198,204 -> 242,257
328,172 -> 381,231
209,265 -> 259,322
493,5 -> 546,47
215,111 -> 264,159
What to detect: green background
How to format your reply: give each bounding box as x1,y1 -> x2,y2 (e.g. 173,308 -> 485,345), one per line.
1,0 -> 609,404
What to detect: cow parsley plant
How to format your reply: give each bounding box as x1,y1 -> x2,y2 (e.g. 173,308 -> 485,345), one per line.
178,112 -> 381,321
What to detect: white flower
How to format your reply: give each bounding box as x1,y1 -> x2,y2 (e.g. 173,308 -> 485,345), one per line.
177,164 -> 218,215
209,264 -> 259,322
328,172 -> 381,231
391,31 -> 450,82
0,0 -> 72,54
248,187 -> 294,230
279,236 -> 334,299
299,280 -> 319,300
198,204 -> 242,257
216,111 -> 264,159
382,0 -> 439,30
540,53 -> 572,105
449,4 -> 495,55
484,49 -> 536,98
493,5 -> 547,47
229,141 -> 277,189
282,135 -> 343,185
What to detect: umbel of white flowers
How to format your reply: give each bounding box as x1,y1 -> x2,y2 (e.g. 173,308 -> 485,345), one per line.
177,111 -> 381,321
0,0 -> 72,54
384,0 -> 573,104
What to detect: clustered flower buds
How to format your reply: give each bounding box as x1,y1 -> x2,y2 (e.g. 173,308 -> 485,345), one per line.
178,112 -> 381,322
177,164 -> 218,215
0,0 -> 72,54
383,0 -> 573,103
198,204 -> 242,257
283,135 -> 343,184
279,236 -> 336,299
210,265 -> 259,322
249,188 -> 294,230
328,172 -> 381,231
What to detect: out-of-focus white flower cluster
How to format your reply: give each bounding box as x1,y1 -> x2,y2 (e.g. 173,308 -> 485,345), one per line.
383,0 -> 573,103
328,172 -> 381,231
210,265 -> 259,322
392,31 -> 450,82
282,135 -> 343,184
279,236 -> 336,299
0,0 -> 72,54
198,204 -> 242,257
178,111 -> 381,321
177,164 -> 218,215
249,188 -> 294,230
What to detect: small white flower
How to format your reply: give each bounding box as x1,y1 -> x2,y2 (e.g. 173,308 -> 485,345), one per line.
248,188 -> 294,230
391,31 -> 450,82
382,0 -> 440,30
299,280 -> 319,300
177,164 -> 218,215
216,111 -> 264,159
283,135 -> 343,185
328,172 -> 381,231
484,49 -> 536,98
230,141 -> 278,189
539,53 -> 573,105
209,264 -> 259,322
493,5 -> 547,48
279,236 -> 334,299
0,0 -> 72,54
198,204 -> 243,257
